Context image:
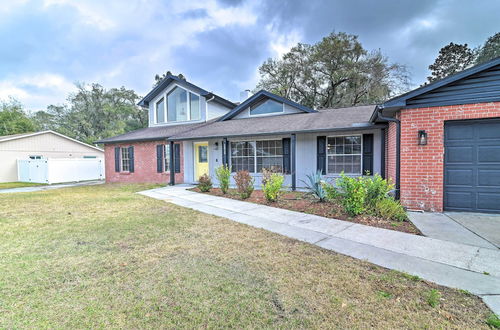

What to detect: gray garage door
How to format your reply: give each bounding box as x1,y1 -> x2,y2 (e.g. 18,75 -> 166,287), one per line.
444,119 -> 500,213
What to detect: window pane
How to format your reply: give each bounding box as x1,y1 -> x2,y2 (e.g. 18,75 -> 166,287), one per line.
326,135 -> 362,174
164,144 -> 170,172
167,87 -> 188,122
198,146 -> 208,163
256,140 -> 283,173
121,148 -> 130,172
156,98 -> 165,123
250,99 -> 283,115
230,141 -> 255,172
190,93 -> 200,120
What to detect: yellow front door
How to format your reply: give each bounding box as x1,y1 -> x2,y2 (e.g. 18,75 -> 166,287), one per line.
194,142 -> 209,181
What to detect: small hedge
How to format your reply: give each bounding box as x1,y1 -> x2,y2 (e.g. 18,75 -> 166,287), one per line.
197,174 -> 212,192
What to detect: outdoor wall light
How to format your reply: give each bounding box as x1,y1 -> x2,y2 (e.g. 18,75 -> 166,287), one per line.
214,142 -> 219,150
418,130 -> 428,145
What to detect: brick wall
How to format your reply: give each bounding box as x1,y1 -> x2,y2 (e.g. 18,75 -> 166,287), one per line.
386,102 -> 500,212
104,140 -> 184,184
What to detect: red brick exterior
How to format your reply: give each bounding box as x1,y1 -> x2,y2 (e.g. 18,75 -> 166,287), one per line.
104,140 -> 184,184
386,102 -> 500,212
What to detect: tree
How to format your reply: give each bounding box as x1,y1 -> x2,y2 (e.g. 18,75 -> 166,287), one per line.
154,71 -> 186,87
257,32 -> 409,109
0,98 -> 36,136
36,83 -> 147,145
475,32 -> 500,64
427,42 -> 476,82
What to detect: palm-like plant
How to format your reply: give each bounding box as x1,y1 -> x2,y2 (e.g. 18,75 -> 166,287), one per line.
302,171 -> 327,202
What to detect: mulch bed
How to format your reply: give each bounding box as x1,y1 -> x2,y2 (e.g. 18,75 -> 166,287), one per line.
189,187 -> 422,235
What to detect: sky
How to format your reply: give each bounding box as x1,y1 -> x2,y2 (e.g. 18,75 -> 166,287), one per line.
1,0 -> 499,111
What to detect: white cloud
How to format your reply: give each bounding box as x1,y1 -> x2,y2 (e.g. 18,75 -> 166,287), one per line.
0,73 -> 76,111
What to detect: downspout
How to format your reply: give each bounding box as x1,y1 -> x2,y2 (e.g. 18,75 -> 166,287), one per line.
376,106 -> 400,200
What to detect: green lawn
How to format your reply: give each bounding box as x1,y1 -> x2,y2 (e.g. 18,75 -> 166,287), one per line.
0,184 -> 492,328
0,182 -> 47,189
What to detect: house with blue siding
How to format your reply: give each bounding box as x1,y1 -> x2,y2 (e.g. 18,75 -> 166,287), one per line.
98,56 -> 500,213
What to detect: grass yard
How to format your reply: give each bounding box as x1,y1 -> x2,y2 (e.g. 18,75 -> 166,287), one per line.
0,182 -> 47,189
0,184 -> 493,328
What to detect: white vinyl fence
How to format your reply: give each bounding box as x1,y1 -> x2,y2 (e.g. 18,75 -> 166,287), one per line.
17,158 -> 104,184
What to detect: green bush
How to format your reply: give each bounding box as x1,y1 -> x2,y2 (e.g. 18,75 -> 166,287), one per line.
262,173 -> 285,202
375,198 -> 408,222
215,165 -> 231,194
323,182 -> 340,201
302,171 -> 327,202
336,173 -> 366,216
364,174 -> 394,207
197,174 -> 212,192
234,170 -> 254,199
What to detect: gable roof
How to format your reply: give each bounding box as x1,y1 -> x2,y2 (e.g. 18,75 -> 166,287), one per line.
170,105 -> 379,141
218,90 -> 317,121
137,75 -> 237,109
0,130 -> 103,152
95,121 -> 213,144
384,56 -> 500,108
371,56 -> 500,122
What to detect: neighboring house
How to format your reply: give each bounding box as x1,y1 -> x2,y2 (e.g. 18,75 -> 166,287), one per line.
97,56 -> 500,213
0,130 -> 104,182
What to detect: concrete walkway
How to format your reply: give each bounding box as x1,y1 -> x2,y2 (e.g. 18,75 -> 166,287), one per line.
446,212 -> 500,249
0,180 -> 104,194
408,212 -> 498,249
139,185 -> 500,314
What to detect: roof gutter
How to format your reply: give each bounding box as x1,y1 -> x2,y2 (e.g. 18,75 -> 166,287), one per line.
376,105 -> 401,200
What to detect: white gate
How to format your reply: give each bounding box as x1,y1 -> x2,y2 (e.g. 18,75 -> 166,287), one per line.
17,158 -> 104,184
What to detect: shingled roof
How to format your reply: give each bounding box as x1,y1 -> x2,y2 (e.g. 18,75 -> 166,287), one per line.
168,105 -> 379,141
95,121 -> 211,144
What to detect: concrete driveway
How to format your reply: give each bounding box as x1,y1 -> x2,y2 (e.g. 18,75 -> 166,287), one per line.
446,212 -> 500,248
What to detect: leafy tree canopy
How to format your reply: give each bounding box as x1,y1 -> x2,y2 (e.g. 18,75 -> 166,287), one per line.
154,71 -> 186,87
427,42 -> 477,82
256,32 -> 410,109
427,32 -> 499,82
0,98 -> 36,136
33,83 -> 147,145
475,32 -> 500,65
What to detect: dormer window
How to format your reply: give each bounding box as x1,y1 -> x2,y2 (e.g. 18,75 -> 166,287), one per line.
156,98 -> 165,123
166,86 -> 201,122
250,98 -> 284,116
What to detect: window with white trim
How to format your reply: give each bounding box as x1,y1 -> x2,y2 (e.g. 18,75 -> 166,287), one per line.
164,144 -> 170,172
156,97 -> 165,123
121,147 -> 130,172
249,99 -> 283,116
165,86 -> 201,122
230,140 -> 283,173
327,135 -> 362,174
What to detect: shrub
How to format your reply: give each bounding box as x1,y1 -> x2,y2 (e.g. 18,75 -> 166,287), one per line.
302,171 -> 327,202
261,166 -> 281,187
215,165 -> 231,194
336,173 -> 367,216
323,182 -> 340,201
262,173 -> 285,202
234,170 -> 254,199
364,174 -> 394,207
197,174 -> 212,192
375,198 -> 408,222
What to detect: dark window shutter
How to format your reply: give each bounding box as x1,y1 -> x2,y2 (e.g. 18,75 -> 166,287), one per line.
362,134 -> 374,175
128,146 -> 135,173
174,144 -> 181,173
317,136 -> 326,174
282,138 -> 291,174
156,144 -> 164,173
114,147 -> 120,172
